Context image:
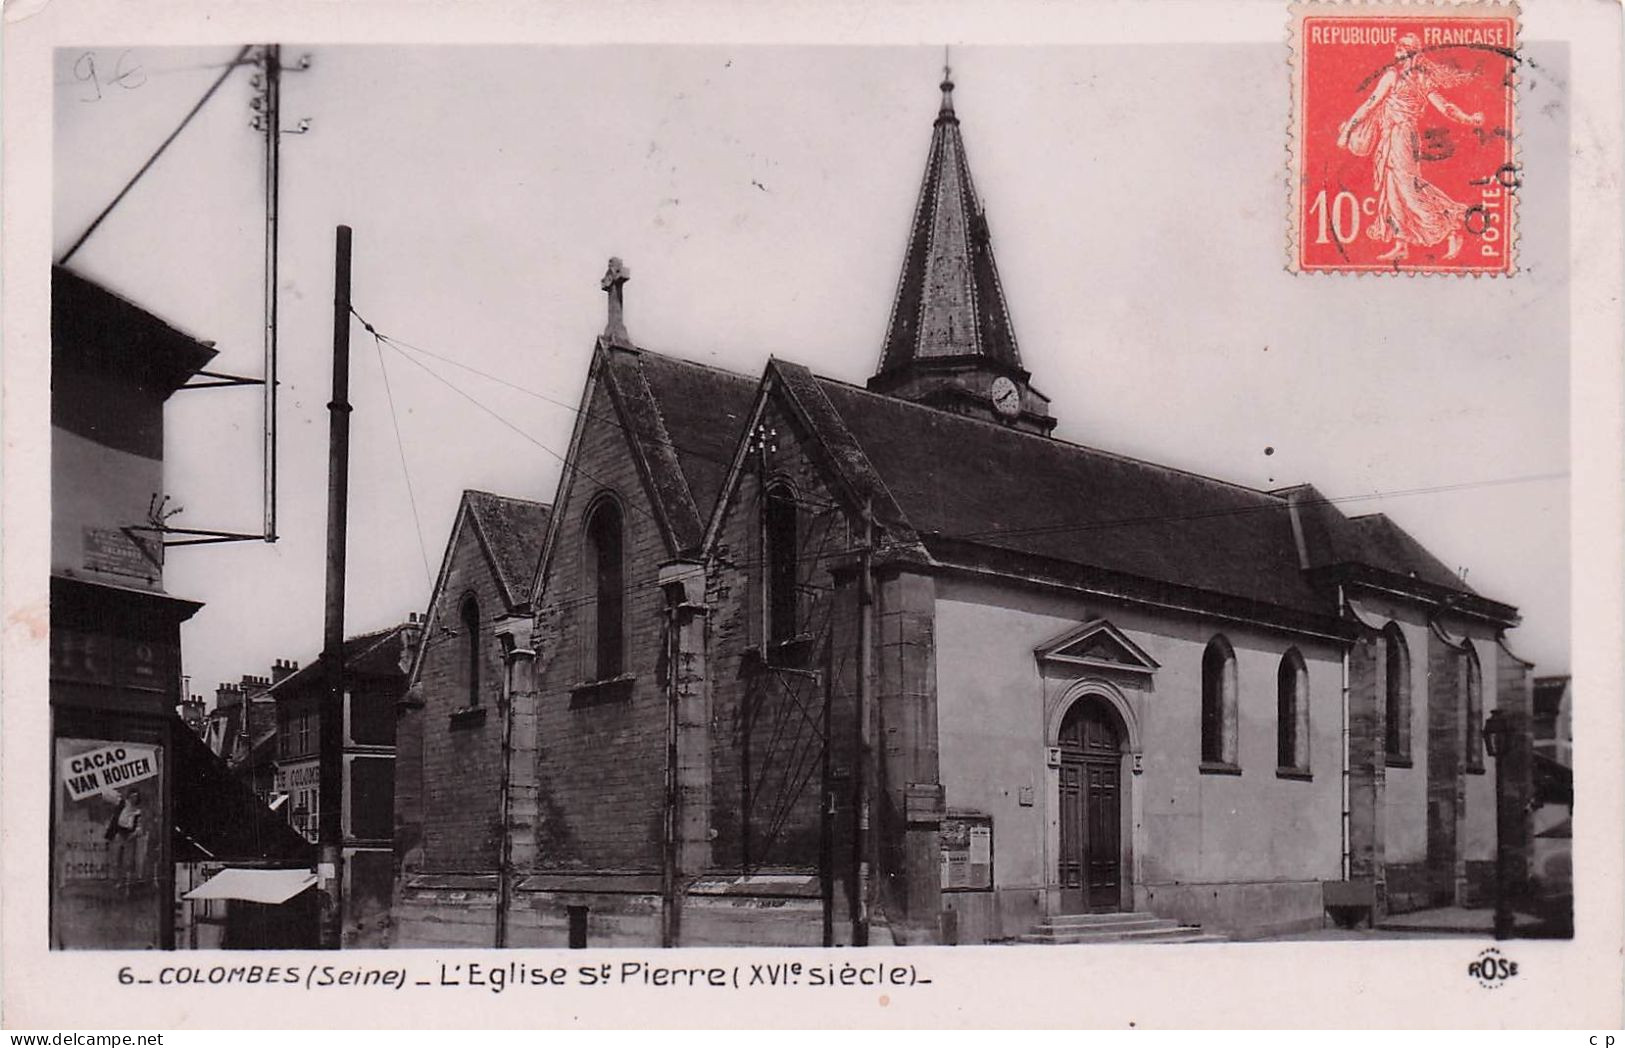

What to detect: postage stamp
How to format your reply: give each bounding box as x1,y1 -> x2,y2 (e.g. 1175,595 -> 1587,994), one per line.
1290,1 -> 1519,274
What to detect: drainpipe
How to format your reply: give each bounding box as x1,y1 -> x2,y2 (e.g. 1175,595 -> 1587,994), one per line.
854,498 -> 875,947
661,587 -> 679,948
494,631 -> 528,948
1338,584 -> 1351,881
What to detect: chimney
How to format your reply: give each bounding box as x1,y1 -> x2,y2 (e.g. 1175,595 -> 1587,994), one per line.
176,694 -> 206,731
398,612 -> 425,673
271,658 -> 300,685
215,681 -> 243,711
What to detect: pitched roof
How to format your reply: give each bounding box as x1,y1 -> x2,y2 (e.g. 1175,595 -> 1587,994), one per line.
267,624 -> 413,697
600,347 -> 709,551
770,360 -> 914,537
1340,513 -> 1471,592
617,342 -> 1511,626
53,265 -> 219,397
634,349 -> 758,521
876,72 -> 1022,377
1274,484 -> 1514,621
463,490 -> 551,607
815,378 -> 1332,614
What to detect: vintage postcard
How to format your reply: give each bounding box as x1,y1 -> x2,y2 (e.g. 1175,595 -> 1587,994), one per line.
3,0 -> 1621,1031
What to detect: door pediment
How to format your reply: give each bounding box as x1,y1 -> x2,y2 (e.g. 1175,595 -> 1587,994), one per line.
1035,619 -> 1159,677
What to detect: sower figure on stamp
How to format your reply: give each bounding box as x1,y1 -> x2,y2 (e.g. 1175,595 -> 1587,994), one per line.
1338,32 -> 1484,262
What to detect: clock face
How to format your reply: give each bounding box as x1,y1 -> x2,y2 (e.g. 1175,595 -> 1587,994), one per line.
990,377 -> 1021,418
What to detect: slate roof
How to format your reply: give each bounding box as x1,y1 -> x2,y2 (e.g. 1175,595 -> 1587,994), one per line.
268,624 -> 412,697
624,344 -> 1513,628
1278,483 -> 1470,593
634,349 -> 757,524
463,490 -> 551,607
818,378 -> 1329,615
601,348 -> 708,550
877,75 -> 1022,377
1341,514 -> 1471,592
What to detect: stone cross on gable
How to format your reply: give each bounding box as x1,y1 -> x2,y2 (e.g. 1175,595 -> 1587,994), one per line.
601,256 -> 632,348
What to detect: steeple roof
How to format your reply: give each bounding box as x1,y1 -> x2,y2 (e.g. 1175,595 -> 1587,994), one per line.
876,66 -> 1023,377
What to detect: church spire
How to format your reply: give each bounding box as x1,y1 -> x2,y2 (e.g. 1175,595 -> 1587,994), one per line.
869,59 -> 1053,434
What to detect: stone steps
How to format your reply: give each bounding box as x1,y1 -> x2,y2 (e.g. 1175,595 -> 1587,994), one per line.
1018,911 -> 1225,945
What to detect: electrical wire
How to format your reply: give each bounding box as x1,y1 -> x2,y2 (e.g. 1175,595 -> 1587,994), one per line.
347,312 -> 1564,618
58,44 -> 255,266
372,332 -> 436,590
357,316 -> 846,515
351,315 -> 1565,546
370,321 -> 683,543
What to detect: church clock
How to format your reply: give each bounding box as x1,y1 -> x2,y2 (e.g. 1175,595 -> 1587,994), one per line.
990,376 -> 1021,419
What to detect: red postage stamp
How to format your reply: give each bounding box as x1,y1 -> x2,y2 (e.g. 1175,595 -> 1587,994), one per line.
1290,2 -> 1519,274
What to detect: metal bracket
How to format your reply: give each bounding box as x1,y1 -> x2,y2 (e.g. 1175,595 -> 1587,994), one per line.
178,369 -> 269,390
128,524 -> 275,548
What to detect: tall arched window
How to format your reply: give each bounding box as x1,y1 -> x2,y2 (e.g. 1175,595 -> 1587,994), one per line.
460,596 -> 481,707
1201,636 -> 1238,767
1464,644 -> 1484,772
1277,648 -> 1310,773
765,484 -> 798,645
585,499 -> 624,680
1383,623 -> 1412,762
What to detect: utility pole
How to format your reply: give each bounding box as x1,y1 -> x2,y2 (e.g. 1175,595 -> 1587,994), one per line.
318,225 -> 353,950
257,44 -> 282,542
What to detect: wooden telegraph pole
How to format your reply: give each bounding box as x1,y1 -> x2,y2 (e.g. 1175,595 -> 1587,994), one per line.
318,225 -> 353,949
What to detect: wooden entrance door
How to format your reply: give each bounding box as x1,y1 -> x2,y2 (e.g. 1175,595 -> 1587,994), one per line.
1058,700 -> 1124,913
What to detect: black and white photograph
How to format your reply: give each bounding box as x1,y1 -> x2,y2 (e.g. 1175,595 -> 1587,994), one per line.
4,0 -> 1621,1031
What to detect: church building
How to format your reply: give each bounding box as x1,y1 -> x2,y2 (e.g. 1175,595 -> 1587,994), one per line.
393,70 -> 1536,947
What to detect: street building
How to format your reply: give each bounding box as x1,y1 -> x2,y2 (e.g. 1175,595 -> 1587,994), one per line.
49,266 -> 306,949
268,618 -> 421,945
202,670 -> 287,803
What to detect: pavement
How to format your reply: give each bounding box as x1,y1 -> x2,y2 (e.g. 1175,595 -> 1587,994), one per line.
1263,905 -> 1554,942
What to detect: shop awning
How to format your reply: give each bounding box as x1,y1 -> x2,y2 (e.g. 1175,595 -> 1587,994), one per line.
185,867 -> 315,904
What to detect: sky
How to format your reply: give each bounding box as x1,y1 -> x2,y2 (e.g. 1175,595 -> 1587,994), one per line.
51,41 -> 1571,702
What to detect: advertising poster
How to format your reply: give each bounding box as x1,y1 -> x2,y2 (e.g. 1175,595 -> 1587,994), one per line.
51,737 -> 164,949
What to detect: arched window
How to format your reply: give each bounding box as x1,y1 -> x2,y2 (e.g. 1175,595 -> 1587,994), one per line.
1383,623 -> 1411,762
1201,636 -> 1238,767
460,597 -> 481,707
585,499 -> 624,680
1277,648 -> 1310,773
765,484 -> 798,645
1464,644 -> 1484,772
